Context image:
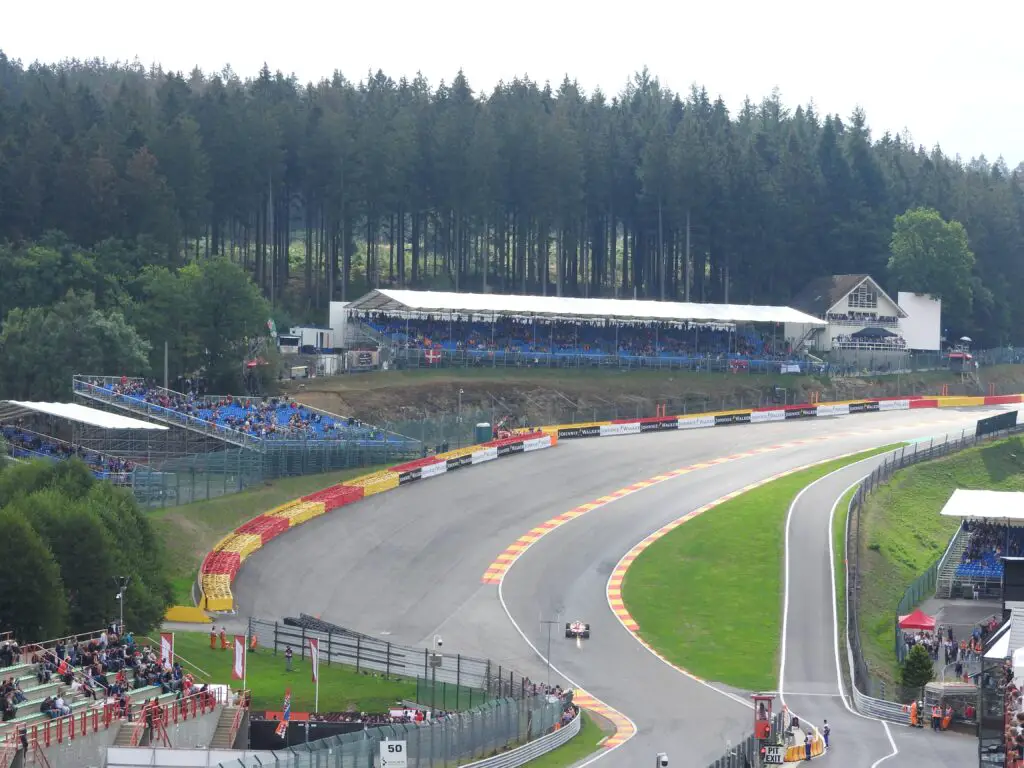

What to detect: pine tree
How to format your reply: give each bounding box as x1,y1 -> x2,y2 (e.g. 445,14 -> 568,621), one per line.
901,643 -> 934,689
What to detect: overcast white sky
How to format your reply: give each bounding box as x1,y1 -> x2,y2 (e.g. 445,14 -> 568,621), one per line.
7,1 -> 1023,166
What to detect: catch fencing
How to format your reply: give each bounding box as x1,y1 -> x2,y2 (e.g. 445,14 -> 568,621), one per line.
225,695 -> 572,768
705,712 -> 784,768
845,423 -> 1024,715
251,616 -> 542,702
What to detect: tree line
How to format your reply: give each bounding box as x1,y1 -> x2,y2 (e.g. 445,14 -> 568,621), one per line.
0,457 -> 172,639
1,51 -> 1022,381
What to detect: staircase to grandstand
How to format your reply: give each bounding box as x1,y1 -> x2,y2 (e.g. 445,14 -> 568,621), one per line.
936,528 -> 970,598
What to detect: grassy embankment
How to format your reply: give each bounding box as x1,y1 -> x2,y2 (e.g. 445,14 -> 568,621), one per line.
856,436 -> 1024,685
622,444 -> 903,692
151,466 -> 386,605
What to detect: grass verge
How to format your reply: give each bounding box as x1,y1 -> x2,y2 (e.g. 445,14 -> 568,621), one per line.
858,436 -> 1024,685
151,466 -> 387,604
521,711 -> 605,767
832,485 -> 857,689
164,630 -> 415,712
622,443 -> 903,692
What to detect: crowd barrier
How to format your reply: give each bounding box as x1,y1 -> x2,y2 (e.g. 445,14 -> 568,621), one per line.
199,431 -> 557,611
543,394 -> 1023,441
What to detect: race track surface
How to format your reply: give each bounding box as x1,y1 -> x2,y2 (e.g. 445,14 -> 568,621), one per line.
782,448 -> 977,768
234,407 -> 1002,766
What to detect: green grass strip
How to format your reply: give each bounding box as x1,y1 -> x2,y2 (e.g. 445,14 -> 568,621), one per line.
522,711 -> 605,767
171,630 -> 416,712
622,443 -> 904,692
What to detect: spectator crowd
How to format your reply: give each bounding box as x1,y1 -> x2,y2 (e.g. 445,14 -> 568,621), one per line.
958,521 -> 1024,581
1,425 -> 135,484
78,376 -> 395,444
360,313 -> 800,365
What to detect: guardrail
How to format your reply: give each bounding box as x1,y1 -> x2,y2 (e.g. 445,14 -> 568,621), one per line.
461,707 -> 582,768
844,422 -> 1024,720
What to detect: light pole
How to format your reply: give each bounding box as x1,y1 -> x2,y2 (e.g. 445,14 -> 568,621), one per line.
114,576 -> 131,632
429,635 -> 443,713
539,613 -> 561,686
457,389 -> 464,447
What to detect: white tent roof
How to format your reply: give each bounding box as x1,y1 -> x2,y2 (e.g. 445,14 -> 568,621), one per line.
347,289 -> 827,326
940,489 -> 1024,521
987,630 -> 1010,659
0,401 -> 168,431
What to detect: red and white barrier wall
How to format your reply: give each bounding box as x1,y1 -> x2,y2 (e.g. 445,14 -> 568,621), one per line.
199,431 -> 557,611
198,391 -> 1023,612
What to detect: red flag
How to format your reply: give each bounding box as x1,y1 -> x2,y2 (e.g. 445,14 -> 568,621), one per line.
160,632 -> 174,667
309,638 -> 319,683
232,635 -> 246,681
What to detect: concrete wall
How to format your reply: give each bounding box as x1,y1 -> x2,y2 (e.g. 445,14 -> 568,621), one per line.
106,747 -> 277,768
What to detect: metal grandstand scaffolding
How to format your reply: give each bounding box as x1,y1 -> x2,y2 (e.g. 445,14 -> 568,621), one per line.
67,375 -> 420,508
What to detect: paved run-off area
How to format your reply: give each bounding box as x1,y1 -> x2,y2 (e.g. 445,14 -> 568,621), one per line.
232,407 -> 1004,765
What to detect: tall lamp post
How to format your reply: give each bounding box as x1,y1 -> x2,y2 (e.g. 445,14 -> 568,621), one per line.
114,576 -> 131,632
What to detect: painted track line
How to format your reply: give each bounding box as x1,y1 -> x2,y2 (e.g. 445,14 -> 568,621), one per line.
482,418 -> 957,583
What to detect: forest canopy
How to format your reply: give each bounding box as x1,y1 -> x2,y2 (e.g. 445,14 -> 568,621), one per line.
0,458 -> 173,640
1,51 -> 1023,389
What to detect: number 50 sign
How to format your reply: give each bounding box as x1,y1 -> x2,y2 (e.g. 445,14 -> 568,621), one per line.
380,740 -> 408,768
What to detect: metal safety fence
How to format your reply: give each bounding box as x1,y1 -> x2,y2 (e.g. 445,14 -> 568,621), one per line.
223,695 -> 573,768
251,616 -> 541,702
845,423 -> 1024,713
705,712 -> 784,768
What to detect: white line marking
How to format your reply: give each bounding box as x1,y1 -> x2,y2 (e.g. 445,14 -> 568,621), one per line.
497,565 -> 638,765
870,721 -> 899,767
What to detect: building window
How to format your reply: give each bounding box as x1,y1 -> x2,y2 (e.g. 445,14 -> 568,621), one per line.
847,283 -> 878,309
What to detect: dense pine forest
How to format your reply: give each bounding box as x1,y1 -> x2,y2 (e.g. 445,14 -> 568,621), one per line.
1,52 -> 1023,393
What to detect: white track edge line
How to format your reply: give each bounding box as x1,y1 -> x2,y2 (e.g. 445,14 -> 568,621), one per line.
496,558 -> 638,765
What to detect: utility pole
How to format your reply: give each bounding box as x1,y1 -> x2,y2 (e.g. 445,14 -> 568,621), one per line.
539,613 -> 562,686
114,576 -> 131,632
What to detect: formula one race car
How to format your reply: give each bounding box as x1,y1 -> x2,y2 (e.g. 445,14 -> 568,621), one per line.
565,621 -> 591,639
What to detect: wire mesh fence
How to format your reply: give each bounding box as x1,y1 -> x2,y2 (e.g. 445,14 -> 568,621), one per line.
705,712 -> 785,768
231,694 -> 572,768
846,423 -> 1024,704
252,616 -> 540,702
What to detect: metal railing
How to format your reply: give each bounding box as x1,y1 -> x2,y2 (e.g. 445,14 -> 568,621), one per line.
460,707 -> 581,768
222,694 -> 571,768
845,423 -> 1024,716
706,712 -> 784,768
252,616 -> 537,702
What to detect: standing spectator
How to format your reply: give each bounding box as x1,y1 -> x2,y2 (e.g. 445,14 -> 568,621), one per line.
284,646 -> 293,672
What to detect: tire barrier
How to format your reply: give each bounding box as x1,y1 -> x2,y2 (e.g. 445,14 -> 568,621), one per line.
199,431 -> 557,611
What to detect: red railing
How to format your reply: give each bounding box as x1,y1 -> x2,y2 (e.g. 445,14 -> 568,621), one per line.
0,688 -> 226,750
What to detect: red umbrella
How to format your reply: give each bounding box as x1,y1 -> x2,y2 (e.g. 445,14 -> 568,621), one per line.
898,608 -> 936,631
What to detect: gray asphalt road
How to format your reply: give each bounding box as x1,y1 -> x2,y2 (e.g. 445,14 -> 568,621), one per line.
232,407 -> 1004,766
781,441 -> 979,768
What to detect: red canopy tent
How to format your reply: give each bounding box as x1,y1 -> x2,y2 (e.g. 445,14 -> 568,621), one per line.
898,608 -> 936,631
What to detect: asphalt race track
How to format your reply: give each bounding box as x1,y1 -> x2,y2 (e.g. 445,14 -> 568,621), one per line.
234,407 -> 1007,766
782,444 -> 977,768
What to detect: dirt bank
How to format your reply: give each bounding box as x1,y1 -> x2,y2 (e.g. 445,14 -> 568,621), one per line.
280,365 -> 1024,428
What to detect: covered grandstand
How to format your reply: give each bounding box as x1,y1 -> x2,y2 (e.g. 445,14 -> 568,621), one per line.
0,399 -> 166,489
70,376 -> 420,507
346,289 -> 826,373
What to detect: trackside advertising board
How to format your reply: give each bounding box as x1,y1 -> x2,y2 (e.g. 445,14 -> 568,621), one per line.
550,398 -> 921,440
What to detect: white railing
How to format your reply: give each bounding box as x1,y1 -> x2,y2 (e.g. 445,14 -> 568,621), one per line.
461,709 -> 582,768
